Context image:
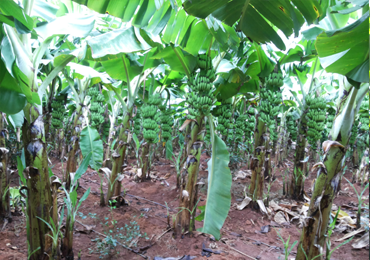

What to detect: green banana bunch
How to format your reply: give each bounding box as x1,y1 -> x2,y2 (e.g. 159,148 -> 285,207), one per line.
87,86 -> 108,128
326,107 -> 336,130
51,94 -> 67,130
187,54 -> 216,119
88,86 -> 100,97
286,112 -> 297,141
265,71 -> 284,88
159,105 -> 173,142
205,121 -> 211,142
143,129 -> 157,143
259,90 -> 281,127
244,107 -> 256,142
234,113 -> 248,142
216,100 -> 233,137
305,96 -> 327,149
197,54 -> 212,70
141,94 -> 162,143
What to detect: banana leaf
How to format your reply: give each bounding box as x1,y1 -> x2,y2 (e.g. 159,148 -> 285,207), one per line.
198,115 -> 232,240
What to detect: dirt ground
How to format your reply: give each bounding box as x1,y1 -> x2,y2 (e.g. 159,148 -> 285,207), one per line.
0,151 -> 369,260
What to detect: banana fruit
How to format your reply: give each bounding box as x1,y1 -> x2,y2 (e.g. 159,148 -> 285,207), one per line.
141,94 -> 162,143
305,96 -> 327,149
186,54 -> 216,119
51,94 -> 67,129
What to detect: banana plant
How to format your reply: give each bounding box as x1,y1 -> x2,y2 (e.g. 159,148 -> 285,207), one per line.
296,81 -> 368,259
105,62 -> 156,202
62,153 -> 92,260
0,1 -> 95,258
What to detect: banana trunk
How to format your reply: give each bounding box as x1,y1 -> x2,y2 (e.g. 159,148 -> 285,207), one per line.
290,113 -> 308,200
107,112 -> 131,201
61,217 -> 74,260
66,106 -> 84,189
139,143 -> 150,181
249,116 -> 267,207
0,113 -> 10,221
22,103 -> 53,260
175,117 -> 204,236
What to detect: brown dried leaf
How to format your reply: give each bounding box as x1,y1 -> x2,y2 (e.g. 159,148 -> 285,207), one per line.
322,140 -> 344,153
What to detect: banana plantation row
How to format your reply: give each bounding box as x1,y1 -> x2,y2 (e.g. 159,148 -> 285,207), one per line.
0,0 -> 368,260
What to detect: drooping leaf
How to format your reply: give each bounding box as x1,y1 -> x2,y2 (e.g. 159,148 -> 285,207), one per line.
34,14 -> 95,40
198,115 -> 232,240
80,127 -> 103,170
165,140 -> 173,160
32,0 -> 59,22
183,0 -> 321,50
316,12 -> 369,80
87,27 -> 151,59
8,110 -> 24,128
151,46 -> 196,76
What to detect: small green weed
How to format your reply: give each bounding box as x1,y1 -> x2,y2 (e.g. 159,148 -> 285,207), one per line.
82,202 -> 149,259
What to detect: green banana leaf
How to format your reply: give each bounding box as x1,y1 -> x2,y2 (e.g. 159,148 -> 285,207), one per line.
198,115 -> 232,240
151,46 -> 196,77
31,0 -> 59,22
80,126 -> 104,170
8,110 -> 24,128
183,0 -> 323,50
0,0 -> 34,30
0,56 -> 27,114
316,12 -> 369,83
87,27 -> 152,59
34,14 -> 95,40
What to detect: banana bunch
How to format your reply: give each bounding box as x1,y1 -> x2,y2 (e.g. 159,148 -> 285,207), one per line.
234,113 -> 248,142
326,107 -> 336,130
141,105 -> 157,118
286,112 -> 297,141
305,96 -> 326,110
216,103 -> 233,137
265,72 -> 284,88
305,97 -> 327,148
259,90 -> 282,125
159,105 -> 173,142
141,94 -> 161,143
188,76 -> 214,93
88,86 -> 106,127
197,54 -> 212,70
205,121 -> 211,142
51,94 -> 66,129
244,107 -> 255,141
88,87 -> 99,97
186,54 -> 216,119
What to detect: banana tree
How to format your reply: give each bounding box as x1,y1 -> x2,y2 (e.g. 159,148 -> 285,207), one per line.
296,81 -> 368,259
103,61 -> 156,202
0,1 -> 95,258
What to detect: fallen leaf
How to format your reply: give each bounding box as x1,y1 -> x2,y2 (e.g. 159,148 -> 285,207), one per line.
336,226 -> 365,242
274,211 -> 289,225
237,196 -> 252,210
352,233 -> 369,249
